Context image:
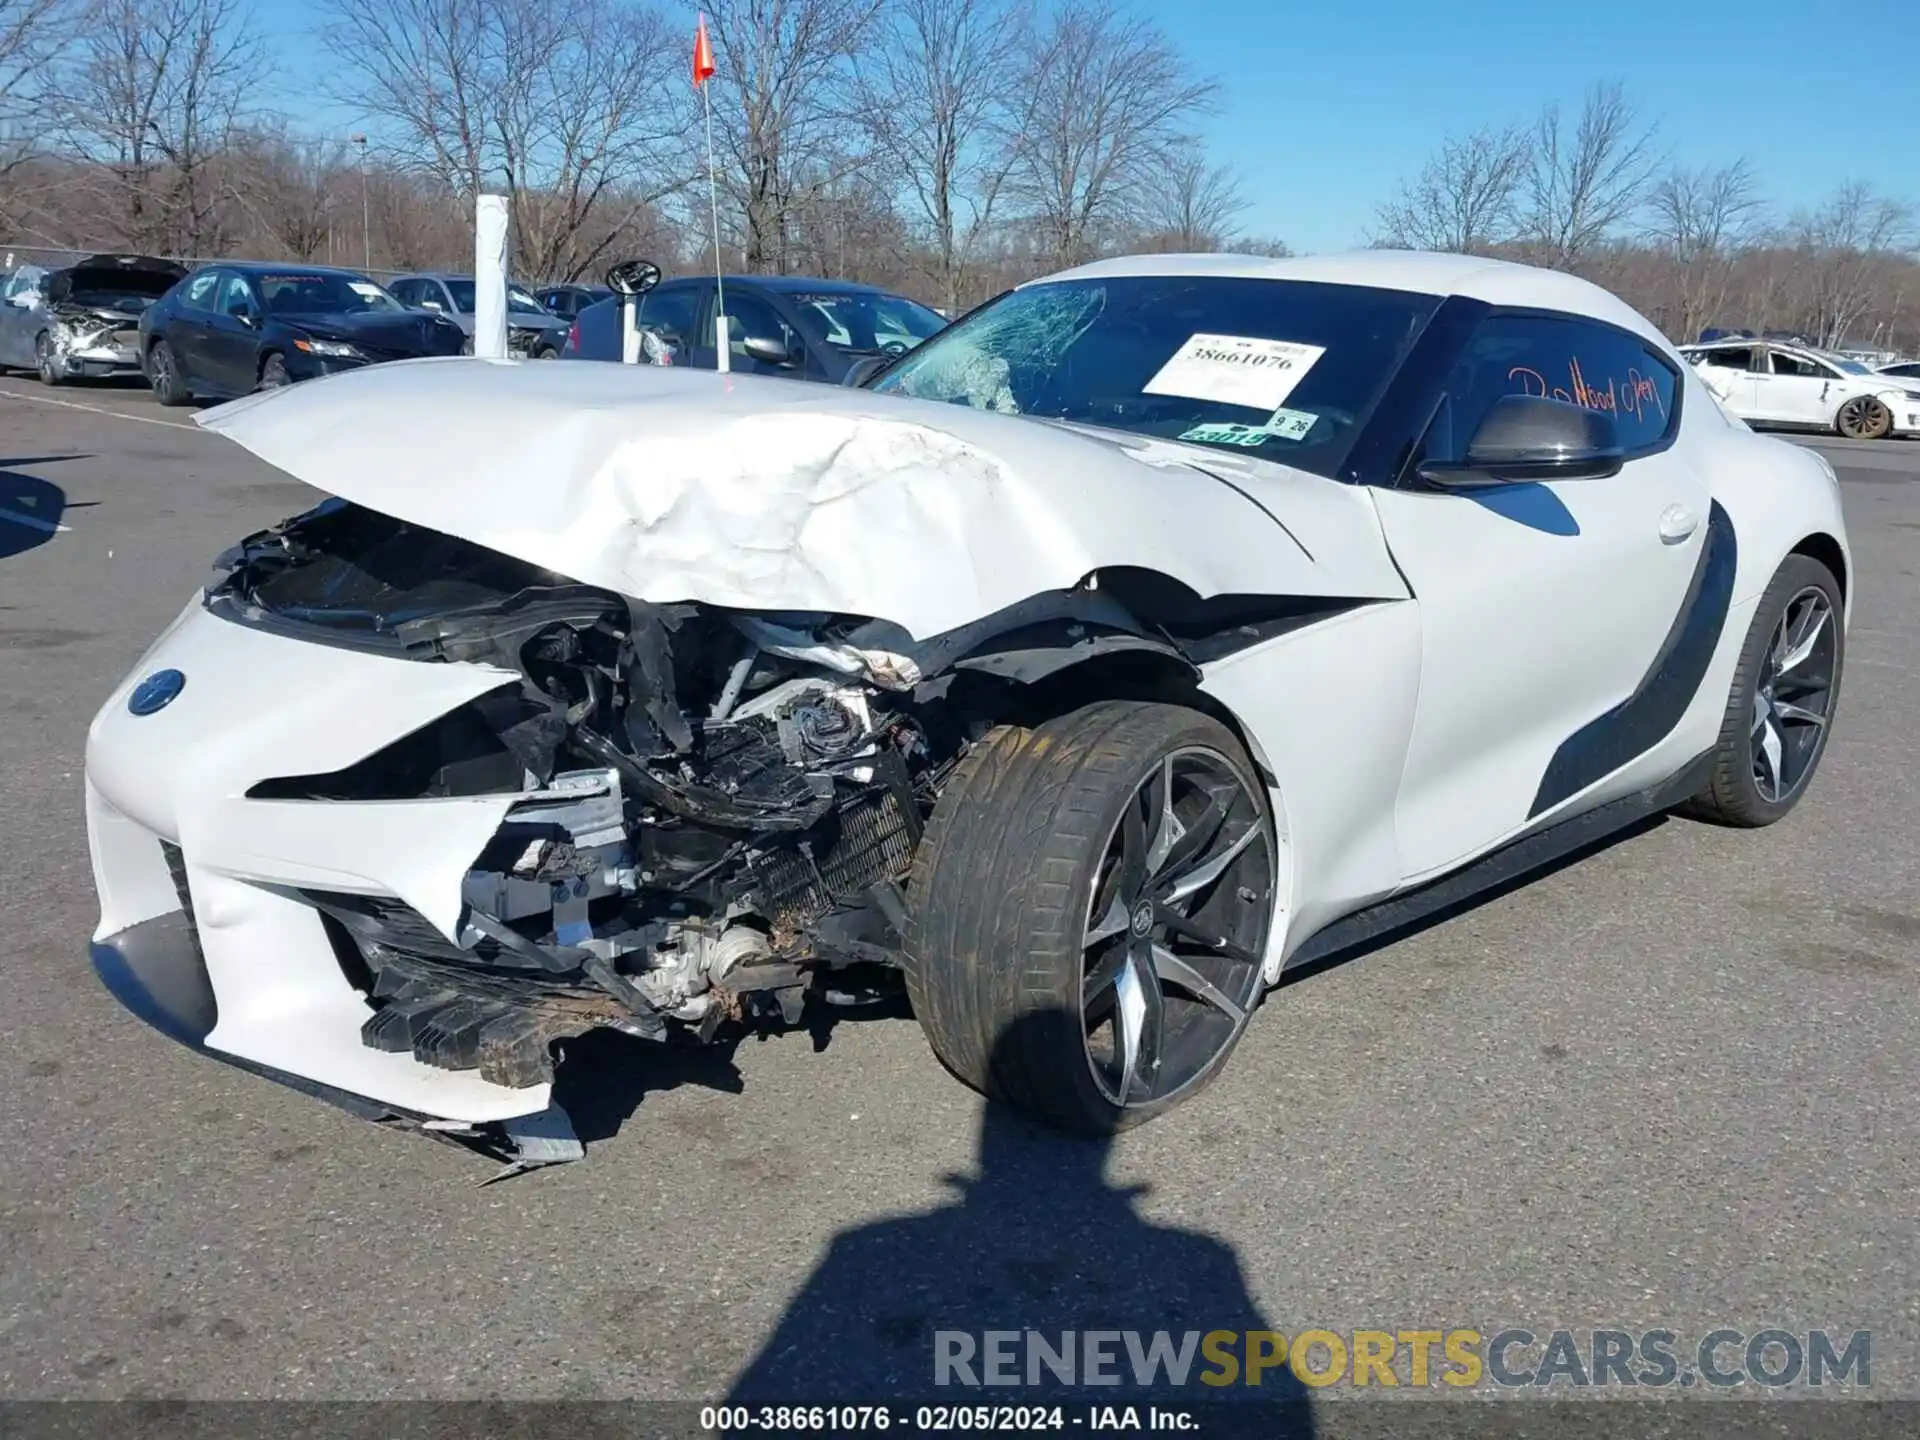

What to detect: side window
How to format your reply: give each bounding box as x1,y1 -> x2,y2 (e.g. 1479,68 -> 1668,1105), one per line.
1770,350 -> 1833,380
1418,313 -> 1679,468
1700,346 -> 1756,372
217,273 -> 258,318
635,285 -> 702,346
181,271 -> 220,310
717,292 -> 799,363
3,268 -> 39,301
389,278 -> 418,305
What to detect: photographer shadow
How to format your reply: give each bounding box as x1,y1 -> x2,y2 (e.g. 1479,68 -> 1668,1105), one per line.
727,1011 -> 1314,1435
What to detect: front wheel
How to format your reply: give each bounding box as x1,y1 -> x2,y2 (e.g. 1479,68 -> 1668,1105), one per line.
1835,395 -> 1892,440
34,332 -> 65,386
258,353 -> 290,390
147,340 -> 191,405
1683,554 -> 1844,827
905,701 -> 1276,1134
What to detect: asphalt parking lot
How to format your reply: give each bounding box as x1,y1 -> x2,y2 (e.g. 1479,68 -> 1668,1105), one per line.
2,373 -> 1917,1420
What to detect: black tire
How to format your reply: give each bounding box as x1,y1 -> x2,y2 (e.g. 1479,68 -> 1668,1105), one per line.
147,340 -> 191,406
904,700 -> 1276,1134
531,343 -> 559,360
258,353 -> 290,390
34,331 -> 64,386
1682,554 -> 1844,827
1835,395 -> 1892,441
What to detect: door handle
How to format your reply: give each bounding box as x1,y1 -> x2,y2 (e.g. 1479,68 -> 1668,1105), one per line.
1659,504 -> 1698,544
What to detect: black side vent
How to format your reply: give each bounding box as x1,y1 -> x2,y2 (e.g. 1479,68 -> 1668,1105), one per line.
158,840 -> 203,958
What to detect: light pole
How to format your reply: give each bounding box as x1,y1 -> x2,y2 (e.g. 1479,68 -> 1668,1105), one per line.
350,133 -> 370,270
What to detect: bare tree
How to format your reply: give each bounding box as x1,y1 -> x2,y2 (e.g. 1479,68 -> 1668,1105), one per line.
222,125 -> 355,261
855,0 -> 1023,310
0,0 -> 76,226
1787,181 -> 1915,347
1005,0 -> 1210,267
1644,159 -> 1763,341
1523,82 -> 1660,267
1135,151 -> 1244,252
323,0 -> 689,282
56,0 -> 260,253
698,0 -> 882,273
1373,124 -> 1527,253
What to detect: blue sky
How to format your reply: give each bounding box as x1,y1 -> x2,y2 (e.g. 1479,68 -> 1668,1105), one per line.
256,0 -> 1917,256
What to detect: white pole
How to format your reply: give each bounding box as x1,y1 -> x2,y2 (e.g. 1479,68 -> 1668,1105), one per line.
622,295 -> 640,365
474,194 -> 511,360
702,49 -> 729,374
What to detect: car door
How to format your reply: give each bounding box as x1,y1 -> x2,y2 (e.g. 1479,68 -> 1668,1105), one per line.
1689,344 -> 1760,416
198,272 -> 266,395
650,281 -> 715,368
705,288 -> 806,377
162,269 -> 223,386
1366,309 -> 1711,883
1750,347 -> 1842,426
0,266 -> 46,367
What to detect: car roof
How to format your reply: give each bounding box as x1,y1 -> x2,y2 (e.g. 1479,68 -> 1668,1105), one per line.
223,262 -> 379,278
1042,250 -> 1670,349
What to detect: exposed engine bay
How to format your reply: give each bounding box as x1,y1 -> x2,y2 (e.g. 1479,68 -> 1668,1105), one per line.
41,255 -> 185,374
204,499 -> 1334,1093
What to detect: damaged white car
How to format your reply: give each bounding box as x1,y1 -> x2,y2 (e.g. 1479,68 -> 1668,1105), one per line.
86,253 -> 1850,1169
0,253 -> 186,384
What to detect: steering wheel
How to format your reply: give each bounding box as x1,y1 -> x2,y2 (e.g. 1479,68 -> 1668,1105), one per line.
605,259 -> 662,298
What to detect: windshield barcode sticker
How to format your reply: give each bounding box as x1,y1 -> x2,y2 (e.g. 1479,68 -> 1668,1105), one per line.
1145,334 -> 1326,412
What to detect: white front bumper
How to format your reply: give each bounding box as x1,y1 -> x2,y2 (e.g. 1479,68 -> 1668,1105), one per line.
85,599 -> 552,1123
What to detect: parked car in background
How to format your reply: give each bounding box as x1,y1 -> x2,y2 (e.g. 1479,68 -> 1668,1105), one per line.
535,283 -> 613,319
1680,339 -> 1920,440
386,272 -> 570,357
0,254 -> 186,384
1876,359 -> 1920,381
563,274 -> 946,381
139,265 -> 467,404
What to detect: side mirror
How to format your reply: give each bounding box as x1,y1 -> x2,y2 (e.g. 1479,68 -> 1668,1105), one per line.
740,333 -> 796,366
236,308 -> 259,328
1418,394 -> 1624,488
9,291 -> 39,308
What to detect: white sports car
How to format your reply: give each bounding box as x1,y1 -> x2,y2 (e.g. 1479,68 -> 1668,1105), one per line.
1681,338 -> 1920,440
86,253 -> 1850,1168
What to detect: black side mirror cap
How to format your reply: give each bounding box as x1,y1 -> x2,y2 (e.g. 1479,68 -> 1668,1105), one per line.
1418,394 -> 1625,487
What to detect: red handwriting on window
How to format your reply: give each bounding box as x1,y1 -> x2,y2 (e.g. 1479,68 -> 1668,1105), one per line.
1509,358 -> 1667,426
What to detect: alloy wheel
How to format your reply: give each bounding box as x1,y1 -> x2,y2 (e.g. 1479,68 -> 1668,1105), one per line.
1080,746 -> 1273,1109
35,334 -> 56,383
1836,396 -> 1888,440
1750,586 -> 1837,804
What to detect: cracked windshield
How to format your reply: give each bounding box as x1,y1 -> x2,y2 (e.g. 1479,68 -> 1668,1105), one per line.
871,275 -> 1441,476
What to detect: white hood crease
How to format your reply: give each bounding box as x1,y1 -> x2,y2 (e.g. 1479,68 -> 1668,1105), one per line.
198,358 -> 1409,641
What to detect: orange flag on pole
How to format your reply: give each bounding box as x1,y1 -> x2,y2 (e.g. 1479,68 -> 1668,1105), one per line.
692,14 -> 715,86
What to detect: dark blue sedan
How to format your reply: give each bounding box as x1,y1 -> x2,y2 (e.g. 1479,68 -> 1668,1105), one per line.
562,274 -> 945,382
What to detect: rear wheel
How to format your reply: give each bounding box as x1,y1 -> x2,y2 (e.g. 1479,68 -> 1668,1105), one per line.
905,701 -> 1276,1134
1835,395 -> 1892,440
147,340 -> 191,405
34,331 -> 65,386
1683,554 -> 1843,827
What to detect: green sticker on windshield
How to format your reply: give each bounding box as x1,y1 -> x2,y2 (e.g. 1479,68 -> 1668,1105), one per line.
1178,422 -> 1271,448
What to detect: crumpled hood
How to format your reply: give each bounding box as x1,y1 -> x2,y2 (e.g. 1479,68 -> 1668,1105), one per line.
196,358 -> 1408,640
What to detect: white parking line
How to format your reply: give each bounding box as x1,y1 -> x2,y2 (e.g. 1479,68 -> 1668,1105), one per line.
0,384 -> 202,431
